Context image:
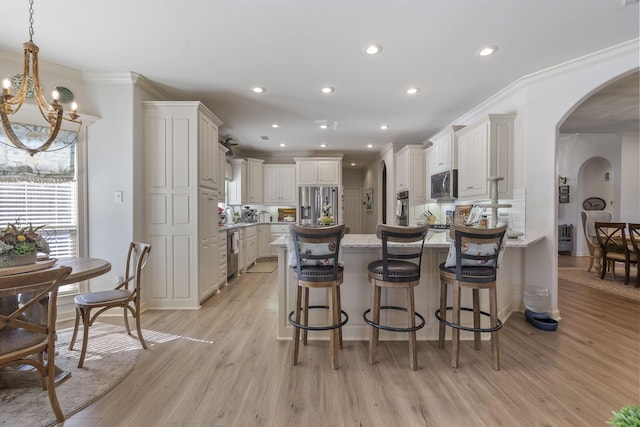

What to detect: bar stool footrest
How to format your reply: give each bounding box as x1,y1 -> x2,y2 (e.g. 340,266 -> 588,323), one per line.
363,306 -> 426,332
288,305 -> 349,331
434,307 -> 503,333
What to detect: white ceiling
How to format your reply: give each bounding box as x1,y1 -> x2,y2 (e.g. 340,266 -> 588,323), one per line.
1,0 -> 638,165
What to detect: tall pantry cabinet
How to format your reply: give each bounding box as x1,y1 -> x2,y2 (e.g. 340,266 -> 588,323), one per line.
143,101 -> 223,309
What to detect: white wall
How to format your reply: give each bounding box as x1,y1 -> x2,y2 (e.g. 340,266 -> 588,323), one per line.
620,134 -> 640,220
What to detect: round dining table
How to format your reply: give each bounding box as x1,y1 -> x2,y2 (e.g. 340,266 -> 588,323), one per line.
0,256 -> 112,384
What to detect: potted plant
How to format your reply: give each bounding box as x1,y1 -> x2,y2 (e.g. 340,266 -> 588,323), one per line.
0,223 -> 50,267
609,405 -> 640,427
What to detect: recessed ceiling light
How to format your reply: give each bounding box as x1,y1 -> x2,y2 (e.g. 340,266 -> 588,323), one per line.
365,43 -> 383,55
320,143 -> 327,148
478,46 -> 498,56
279,143 -> 286,147
406,87 -> 420,95
271,123 -> 279,128
380,124 -> 389,130
251,86 -> 266,93
350,163 -> 356,166
321,86 -> 335,94
367,144 -> 375,149
320,124 -> 329,129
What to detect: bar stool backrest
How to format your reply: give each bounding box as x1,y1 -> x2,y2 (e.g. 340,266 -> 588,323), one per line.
290,224 -> 345,282
448,224 -> 508,283
376,224 -> 429,282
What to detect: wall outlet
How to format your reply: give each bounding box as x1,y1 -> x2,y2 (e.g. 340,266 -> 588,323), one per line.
114,191 -> 124,203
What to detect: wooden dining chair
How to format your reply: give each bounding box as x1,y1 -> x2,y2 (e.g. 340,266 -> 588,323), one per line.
0,266 -> 73,423
69,242 -> 151,368
580,210 -> 612,273
627,223 -> 640,287
594,222 -> 637,286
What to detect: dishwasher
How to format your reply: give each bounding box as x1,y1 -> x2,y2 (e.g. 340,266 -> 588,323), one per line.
227,229 -> 239,278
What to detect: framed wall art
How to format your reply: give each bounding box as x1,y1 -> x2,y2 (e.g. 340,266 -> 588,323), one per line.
365,188 -> 373,212
559,185 -> 569,194
559,194 -> 570,204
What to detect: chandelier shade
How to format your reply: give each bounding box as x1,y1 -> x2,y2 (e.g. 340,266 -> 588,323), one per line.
0,0 -> 81,156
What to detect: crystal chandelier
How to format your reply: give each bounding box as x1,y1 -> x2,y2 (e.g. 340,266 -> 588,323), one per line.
0,0 -> 81,156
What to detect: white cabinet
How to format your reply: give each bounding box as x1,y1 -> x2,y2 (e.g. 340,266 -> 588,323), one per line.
198,112 -> 221,189
238,227 -> 246,273
143,101 -> 223,309
395,145 -> 426,207
218,230 -> 227,287
456,114 -> 516,200
425,146 -> 433,200
228,159 -> 247,206
257,224 -> 271,258
218,146 -> 227,200
247,158 -> 264,205
245,225 -> 258,269
427,126 -> 463,175
270,224 -> 290,257
264,164 -> 296,205
294,158 -> 342,186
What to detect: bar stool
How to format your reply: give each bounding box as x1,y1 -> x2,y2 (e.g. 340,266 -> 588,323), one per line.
363,224 -> 429,370
288,224 -> 347,369
435,224 -> 508,370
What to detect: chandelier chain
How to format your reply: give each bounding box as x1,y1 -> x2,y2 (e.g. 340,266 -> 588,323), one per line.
28,0 -> 35,41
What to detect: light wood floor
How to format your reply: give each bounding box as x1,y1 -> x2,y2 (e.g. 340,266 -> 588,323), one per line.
61,256 -> 640,426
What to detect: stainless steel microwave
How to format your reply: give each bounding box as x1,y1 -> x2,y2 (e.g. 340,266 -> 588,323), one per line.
430,169 -> 458,199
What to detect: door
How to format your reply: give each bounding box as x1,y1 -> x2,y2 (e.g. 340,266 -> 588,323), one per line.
343,187 -> 362,234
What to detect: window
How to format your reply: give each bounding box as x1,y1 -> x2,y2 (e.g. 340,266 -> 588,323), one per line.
0,123 -> 82,294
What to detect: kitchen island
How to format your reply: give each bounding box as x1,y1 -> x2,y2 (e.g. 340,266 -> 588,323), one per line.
271,230 -> 544,341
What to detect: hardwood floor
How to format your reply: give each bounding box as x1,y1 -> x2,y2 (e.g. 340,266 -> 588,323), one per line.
62,257 -> 639,426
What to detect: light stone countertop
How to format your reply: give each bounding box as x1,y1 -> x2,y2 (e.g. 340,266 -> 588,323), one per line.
270,230 -> 544,249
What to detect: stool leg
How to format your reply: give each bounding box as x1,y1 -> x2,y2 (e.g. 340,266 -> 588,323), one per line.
489,285 -> 500,370
408,286 -> 417,371
472,288 -> 481,350
302,287 -> 309,346
330,282 -> 340,370
368,284 -> 381,365
438,280 -> 447,348
451,283 -> 461,369
292,285 -> 302,366
337,285 -> 343,348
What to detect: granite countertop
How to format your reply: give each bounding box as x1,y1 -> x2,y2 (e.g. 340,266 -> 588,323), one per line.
270,230 -> 544,248
219,221 -> 295,231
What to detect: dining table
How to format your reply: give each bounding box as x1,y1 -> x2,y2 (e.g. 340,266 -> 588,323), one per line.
0,256 -> 112,384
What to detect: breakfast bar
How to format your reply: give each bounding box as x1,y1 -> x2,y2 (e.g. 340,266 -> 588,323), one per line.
272,230 -> 544,341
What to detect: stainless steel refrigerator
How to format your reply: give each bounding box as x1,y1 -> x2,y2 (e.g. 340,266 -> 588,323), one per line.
298,186 -> 339,226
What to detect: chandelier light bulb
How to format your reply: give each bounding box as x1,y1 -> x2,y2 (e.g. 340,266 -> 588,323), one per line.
51,90 -> 59,101
1,79 -> 10,90
71,102 -> 78,111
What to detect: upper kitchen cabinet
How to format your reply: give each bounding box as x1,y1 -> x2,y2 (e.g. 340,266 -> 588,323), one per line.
395,145 -> 426,204
247,158 -> 264,204
143,101 -> 222,309
455,114 -> 516,200
263,164 -> 296,205
427,125 -> 464,175
228,158 -> 247,205
294,157 -> 342,186
218,145 -> 228,200
198,109 -> 223,190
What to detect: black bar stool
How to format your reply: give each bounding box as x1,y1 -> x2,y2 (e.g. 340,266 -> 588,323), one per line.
435,224 -> 508,370
363,224 -> 429,370
288,224 -> 347,370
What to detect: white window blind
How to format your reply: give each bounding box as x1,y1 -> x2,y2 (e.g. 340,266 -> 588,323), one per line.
0,182 -> 79,293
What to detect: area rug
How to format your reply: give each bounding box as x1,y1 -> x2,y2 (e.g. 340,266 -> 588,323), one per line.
247,261 -> 277,273
0,322 -> 142,427
558,267 -> 640,302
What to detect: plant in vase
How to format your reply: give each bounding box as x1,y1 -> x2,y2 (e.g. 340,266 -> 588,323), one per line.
0,223 -> 50,267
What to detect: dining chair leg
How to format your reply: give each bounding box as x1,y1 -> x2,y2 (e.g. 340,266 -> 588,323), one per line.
68,306 -> 82,350
368,284 -> 381,365
46,344 -> 64,422
133,307 -> 148,349
77,307 -> 91,368
123,307 -> 132,335
407,286 -> 417,371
